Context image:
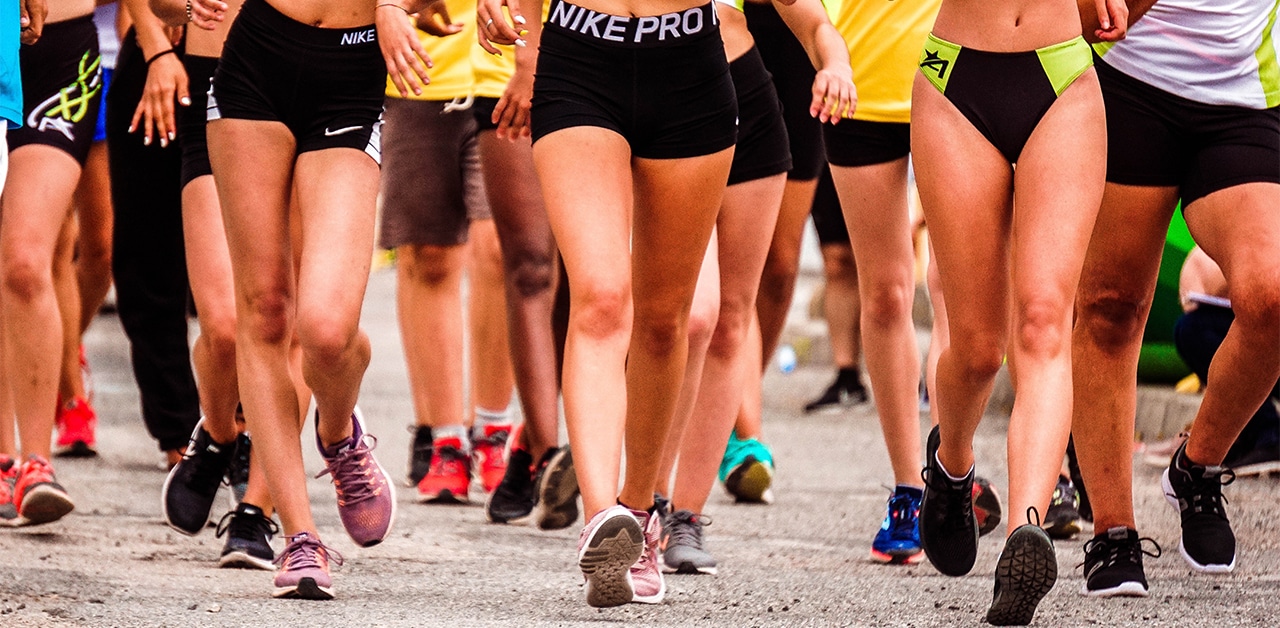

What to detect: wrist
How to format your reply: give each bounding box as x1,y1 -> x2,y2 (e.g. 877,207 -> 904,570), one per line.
146,48 -> 178,66
376,3 -> 410,12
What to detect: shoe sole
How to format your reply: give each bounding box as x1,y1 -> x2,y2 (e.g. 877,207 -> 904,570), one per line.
1079,581 -> 1149,598
725,457 -> 773,504
536,447 -> 580,531
1161,469 -> 1236,574
661,559 -> 718,575
53,441 -> 97,458
220,551 -> 277,571
20,485 -> 75,526
579,514 -> 644,608
869,548 -> 925,565
986,526 -> 1057,626
484,487 -> 534,525
417,489 -> 469,505
272,577 -> 334,600
1232,460 -> 1280,477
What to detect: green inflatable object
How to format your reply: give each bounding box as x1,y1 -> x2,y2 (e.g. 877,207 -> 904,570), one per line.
1137,204 -> 1195,383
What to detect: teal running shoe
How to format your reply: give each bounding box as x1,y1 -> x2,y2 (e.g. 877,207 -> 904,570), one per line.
719,432 -> 775,504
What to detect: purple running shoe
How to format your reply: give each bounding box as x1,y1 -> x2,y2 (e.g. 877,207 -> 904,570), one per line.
273,532 -> 342,600
316,408 -> 396,547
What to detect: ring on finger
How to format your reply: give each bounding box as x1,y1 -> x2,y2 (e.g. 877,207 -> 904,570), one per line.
485,18 -> 494,28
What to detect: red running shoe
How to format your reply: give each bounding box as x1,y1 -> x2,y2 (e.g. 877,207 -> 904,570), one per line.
472,423 -> 511,494
14,455 -> 74,526
55,397 -> 98,457
417,437 -> 471,503
0,455 -> 20,526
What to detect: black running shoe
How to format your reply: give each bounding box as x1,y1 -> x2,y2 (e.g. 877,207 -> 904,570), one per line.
162,420 -> 236,535
1043,475 -> 1083,540
227,432 -> 252,507
803,370 -> 868,414
986,522 -> 1057,626
919,425 -> 978,577
1081,526 -> 1160,597
534,446 -> 580,531
216,502 -> 278,571
1066,437 -> 1092,522
486,448 -> 536,524
406,425 -> 433,487
1162,442 -> 1236,573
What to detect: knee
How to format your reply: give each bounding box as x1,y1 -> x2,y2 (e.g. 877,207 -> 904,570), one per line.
1228,276 -> 1280,337
948,333 -> 1006,384
506,249 -> 555,298
860,278 -> 914,328
2,253 -> 51,304
1015,297 -> 1072,359
202,312 -> 239,364
632,308 -> 685,357
1076,290 -> 1150,354
572,282 -> 632,342
296,310 -> 360,364
401,245 -> 459,287
707,297 -> 751,358
240,288 -> 292,346
687,297 -> 719,353
759,259 -> 799,305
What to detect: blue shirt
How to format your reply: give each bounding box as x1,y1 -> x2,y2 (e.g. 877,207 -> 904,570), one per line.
0,0 -> 20,128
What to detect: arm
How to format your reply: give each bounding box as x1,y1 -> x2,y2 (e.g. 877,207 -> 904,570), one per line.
492,1 -> 542,140
774,0 -> 857,123
123,0 -> 190,146
1080,0 -> 1156,43
155,0 -> 228,29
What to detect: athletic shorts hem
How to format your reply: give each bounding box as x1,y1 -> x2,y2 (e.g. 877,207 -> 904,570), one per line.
727,160 -> 792,186
1184,174 -> 1280,208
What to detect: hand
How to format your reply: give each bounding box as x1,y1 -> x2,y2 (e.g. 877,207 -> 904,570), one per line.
377,3 -> 434,97
19,0 -> 47,45
129,52 -> 190,147
493,68 -> 533,140
476,0 -> 525,55
810,68 -> 856,124
415,0 -> 463,36
1094,0 -> 1128,42
188,0 -> 229,30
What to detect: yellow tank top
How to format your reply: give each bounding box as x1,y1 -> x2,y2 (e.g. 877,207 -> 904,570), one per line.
833,0 -> 941,123
471,36 -> 514,99
385,0 -> 477,101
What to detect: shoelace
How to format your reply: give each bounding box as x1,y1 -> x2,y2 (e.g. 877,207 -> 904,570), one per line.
315,435 -> 383,505
1079,534 -> 1161,574
920,466 -> 974,529
665,511 -> 710,549
885,494 -> 917,536
1169,463 -> 1235,519
226,435 -> 252,486
274,533 -> 344,571
215,509 -> 280,541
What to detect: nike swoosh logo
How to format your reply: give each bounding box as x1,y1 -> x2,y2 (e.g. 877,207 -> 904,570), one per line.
324,126 -> 363,137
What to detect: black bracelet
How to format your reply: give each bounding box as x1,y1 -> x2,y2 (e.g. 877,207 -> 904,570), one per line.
376,3 -> 410,12
146,48 -> 177,66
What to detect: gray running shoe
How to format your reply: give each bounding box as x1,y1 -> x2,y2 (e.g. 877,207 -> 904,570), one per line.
660,509 -> 717,575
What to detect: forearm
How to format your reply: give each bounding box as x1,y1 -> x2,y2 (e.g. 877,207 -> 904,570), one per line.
776,0 -> 849,75
148,0 -> 187,27
124,0 -> 175,55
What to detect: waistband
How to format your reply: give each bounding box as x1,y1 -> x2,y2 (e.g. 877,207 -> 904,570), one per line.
240,0 -> 377,48
922,33 -> 1091,95
544,0 -> 719,48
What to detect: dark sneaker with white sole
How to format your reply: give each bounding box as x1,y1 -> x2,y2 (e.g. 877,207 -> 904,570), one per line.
1162,442 -> 1236,573
986,522 -> 1057,626
162,419 -> 236,535
919,425 -> 978,577
406,425 -> 433,487
1044,475 -> 1083,540
534,446 -> 580,531
1081,526 -> 1160,597
486,448 -> 536,524
216,502 -> 278,571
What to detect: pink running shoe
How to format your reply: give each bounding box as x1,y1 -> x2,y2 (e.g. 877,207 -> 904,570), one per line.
577,505 -> 643,608
629,507 -> 666,604
316,409 -> 396,547
273,532 -> 343,600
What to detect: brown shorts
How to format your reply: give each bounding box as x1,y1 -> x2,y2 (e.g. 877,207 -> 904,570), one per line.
378,98 -> 490,249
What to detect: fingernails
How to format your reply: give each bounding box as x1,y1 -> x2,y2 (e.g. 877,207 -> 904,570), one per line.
514,15 -> 526,24
180,97 -> 191,106
128,125 -> 136,133
515,39 -> 526,47
160,138 -> 168,148
168,131 -> 176,141
144,136 -> 152,146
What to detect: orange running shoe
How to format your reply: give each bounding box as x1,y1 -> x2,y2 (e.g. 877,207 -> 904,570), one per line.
0,455 -> 20,526
417,437 -> 471,503
54,396 -> 98,457
14,455 -> 74,526
472,424 -> 511,494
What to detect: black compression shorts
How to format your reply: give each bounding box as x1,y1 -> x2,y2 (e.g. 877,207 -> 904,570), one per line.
531,0 -> 736,160
472,96 -> 499,132
208,0 -> 386,163
180,54 -> 217,188
823,119 -> 910,168
809,164 -> 848,246
744,1 -> 822,181
1096,58 -> 1280,207
10,15 -> 101,165
728,46 -> 791,185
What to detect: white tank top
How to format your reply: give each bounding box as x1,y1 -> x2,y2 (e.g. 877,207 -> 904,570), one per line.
1095,0 -> 1279,109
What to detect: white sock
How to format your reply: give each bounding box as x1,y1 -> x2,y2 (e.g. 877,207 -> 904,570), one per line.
433,424 -> 471,451
935,451 -> 973,482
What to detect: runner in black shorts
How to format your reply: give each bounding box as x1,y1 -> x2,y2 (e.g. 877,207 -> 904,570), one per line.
1072,0 -> 1280,597
481,0 -> 737,608
188,0 -> 439,599
1,0 -> 100,528
654,0 -> 853,577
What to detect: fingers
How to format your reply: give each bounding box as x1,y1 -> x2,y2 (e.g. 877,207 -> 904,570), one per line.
477,0 -> 523,46
495,96 -> 518,140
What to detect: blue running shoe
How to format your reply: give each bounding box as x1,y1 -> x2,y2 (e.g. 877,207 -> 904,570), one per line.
871,487 -> 924,564
719,432 -> 775,504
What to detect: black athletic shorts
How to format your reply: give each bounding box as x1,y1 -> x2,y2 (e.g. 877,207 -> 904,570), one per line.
744,1 -> 823,181
208,0 -> 386,163
823,119 -> 911,168
531,0 -> 736,159
10,15 -> 101,164
1096,58 -> 1280,207
472,96 -> 499,132
809,164 -> 848,246
728,46 -> 791,185
180,54 -> 217,188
